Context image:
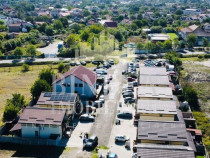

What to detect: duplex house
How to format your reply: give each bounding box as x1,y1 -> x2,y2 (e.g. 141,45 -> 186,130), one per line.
137,86 -> 174,100
11,108 -> 67,139
148,34 -> 170,43
180,24 -> 210,46
8,23 -> 22,32
135,144 -> 195,158
104,21 -> 118,28
136,120 -> 195,148
139,75 -> 170,87
53,66 -> 97,101
140,67 -> 167,76
135,100 -> 177,121
36,92 -> 81,115
183,9 -> 201,15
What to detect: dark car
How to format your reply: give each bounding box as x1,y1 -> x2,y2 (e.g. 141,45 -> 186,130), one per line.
124,97 -> 135,104
79,114 -> 95,122
84,135 -> 98,150
70,62 -> 76,66
117,111 -> 133,119
123,92 -> 134,98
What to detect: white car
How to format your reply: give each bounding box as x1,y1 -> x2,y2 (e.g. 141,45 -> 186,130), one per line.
99,95 -> 105,103
115,135 -> 129,142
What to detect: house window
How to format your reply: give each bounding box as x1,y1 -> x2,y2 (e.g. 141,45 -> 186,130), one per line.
67,83 -> 70,87
35,131 -> 38,137
75,83 -> 78,87
62,83 -> 66,86
79,84 -> 83,87
75,91 -> 78,93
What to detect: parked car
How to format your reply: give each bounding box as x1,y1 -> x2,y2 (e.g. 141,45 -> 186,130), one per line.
122,87 -> 134,92
99,95 -> 105,103
79,114 -> 95,122
123,92 -> 134,98
83,135 -> 98,150
93,100 -> 103,108
122,89 -> 133,95
109,59 -> 114,65
117,111 -> 133,119
83,105 -> 96,113
122,70 -> 126,75
124,97 -> 135,104
70,61 -> 76,66
109,74 -> 113,80
132,81 -> 138,87
115,135 -> 129,142
135,63 -> 140,68
127,77 -> 135,82
80,61 -> 86,66
108,153 -> 118,158
105,78 -> 110,84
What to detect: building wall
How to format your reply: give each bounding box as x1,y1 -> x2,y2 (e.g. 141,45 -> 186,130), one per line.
54,75 -> 96,100
140,113 -> 175,121
21,124 -> 62,139
140,139 -> 185,145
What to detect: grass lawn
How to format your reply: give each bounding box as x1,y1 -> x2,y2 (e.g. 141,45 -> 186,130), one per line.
0,64 -> 58,126
180,57 -> 200,62
167,33 -> 178,41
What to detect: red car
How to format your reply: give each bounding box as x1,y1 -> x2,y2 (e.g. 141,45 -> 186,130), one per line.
127,77 -> 135,82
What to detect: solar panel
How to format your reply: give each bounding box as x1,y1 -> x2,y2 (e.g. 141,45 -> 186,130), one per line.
49,93 -> 76,102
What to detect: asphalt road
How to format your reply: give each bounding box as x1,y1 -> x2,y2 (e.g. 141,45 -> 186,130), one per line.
90,61 -> 126,146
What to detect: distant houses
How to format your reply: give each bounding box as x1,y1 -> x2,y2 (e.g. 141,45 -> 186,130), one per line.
180,24 -> 210,46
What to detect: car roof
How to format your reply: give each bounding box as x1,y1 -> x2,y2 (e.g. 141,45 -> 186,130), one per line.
89,135 -> 97,139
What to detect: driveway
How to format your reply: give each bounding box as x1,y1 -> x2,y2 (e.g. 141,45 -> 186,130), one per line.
37,41 -> 63,58
89,61 -> 126,146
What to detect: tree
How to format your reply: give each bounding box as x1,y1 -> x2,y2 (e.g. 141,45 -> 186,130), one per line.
81,31 -> 90,41
7,93 -> 26,109
58,62 -> 65,73
158,18 -> 167,27
31,79 -> 52,101
83,10 -> 90,16
59,17 -> 68,28
114,31 -> 123,42
3,104 -> 18,121
175,9 -> 183,15
38,23 -> 47,33
187,34 -> 197,48
150,26 -> 162,33
144,42 -> 154,53
26,45 -> 36,56
39,68 -> 55,85
163,40 -> 172,50
202,37 -> 209,47
133,20 -> 142,28
14,47 -> 24,57
45,26 -> 54,36
183,86 -> 199,110
136,42 -> 144,50
88,24 -> 103,34
22,63 -> 30,72
66,34 -> 76,48
53,20 -> 63,30
154,41 -> 163,53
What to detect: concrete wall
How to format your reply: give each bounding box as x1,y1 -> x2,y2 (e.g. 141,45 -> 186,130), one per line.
21,124 -> 62,139
54,75 -> 96,99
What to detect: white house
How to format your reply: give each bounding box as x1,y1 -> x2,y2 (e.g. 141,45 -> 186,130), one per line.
53,66 -> 97,101
183,9 -> 201,15
11,108 -> 67,139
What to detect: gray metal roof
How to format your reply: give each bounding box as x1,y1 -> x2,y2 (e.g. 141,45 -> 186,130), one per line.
138,86 -> 173,99
140,67 -> 167,76
137,120 -> 188,142
137,147 -> 195,158
139,75 -> 170,86
136,100 -> 177,115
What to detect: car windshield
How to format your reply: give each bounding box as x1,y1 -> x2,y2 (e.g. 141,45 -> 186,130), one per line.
87,139 -> 94,142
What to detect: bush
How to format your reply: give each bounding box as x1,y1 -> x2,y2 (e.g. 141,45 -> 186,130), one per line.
58,62 -> 65,73
183,86 -> 199,110
21,64 -> 30,72
3,104 -> 18,121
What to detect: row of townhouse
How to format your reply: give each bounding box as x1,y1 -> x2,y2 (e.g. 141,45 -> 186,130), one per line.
133,66 -> 205,158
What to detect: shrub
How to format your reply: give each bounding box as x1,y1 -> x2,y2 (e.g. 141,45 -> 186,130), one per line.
22,64 -> 30,72
3,104 -> 18,121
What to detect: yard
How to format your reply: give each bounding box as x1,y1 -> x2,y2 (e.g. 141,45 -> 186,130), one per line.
167,33 -> 178,41
0,64 -> 58,126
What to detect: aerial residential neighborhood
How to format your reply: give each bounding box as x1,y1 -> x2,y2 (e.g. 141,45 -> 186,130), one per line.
0,0 -> 209,158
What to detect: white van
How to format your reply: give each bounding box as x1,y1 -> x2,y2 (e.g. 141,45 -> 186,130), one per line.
103,85 -> 109,95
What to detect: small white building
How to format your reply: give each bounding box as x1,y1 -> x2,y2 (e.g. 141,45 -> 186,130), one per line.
11,108 -> 67,139
183,9 -> 201,15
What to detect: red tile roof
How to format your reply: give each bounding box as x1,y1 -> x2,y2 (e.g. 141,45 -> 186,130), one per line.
187,128 -> 202,136
54,65 -> 97,86
104,21 -> 118,28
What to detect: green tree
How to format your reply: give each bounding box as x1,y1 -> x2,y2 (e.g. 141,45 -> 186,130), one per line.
187,34 -> 197,48
163,40 -> 172,50
3,104 -> 18,121
26,45 -> 36,56
22,63 -> 30,72
7,93 -> 26,109
114,31 -> 123,42
53,20 -> 63,30
39,68 -> 55,85
66,34 -> 76,48
45,26 -> 54,36
202,37 -> 209,47
183,86 -> 199,110
59,17 -> 68,28
14,47 -> 24,57
31,79 -> 52,101
83,10 -> 90,16
136,42 -> 144,50
158,18 -> 167,27
58,62 -> 65,73
38,23 -> 47,33
81,31 -> 90,41
175,9 -> 183,15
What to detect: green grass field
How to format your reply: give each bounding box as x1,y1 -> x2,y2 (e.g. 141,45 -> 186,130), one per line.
167,33 -> 178,41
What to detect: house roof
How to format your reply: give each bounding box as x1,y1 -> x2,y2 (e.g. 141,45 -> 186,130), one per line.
8,23 -> 22,27
136,146 -> 195,158
36,92 -> 77,106
140,67 -> 167,76
53,65 -> 97,86
104,21 -> 118,27
137,86 -> 173,99
181,24 -> 198,33
18,108 -> 66,125
139,75 -> 170,86
137,120 -> 188,142
136,100 -> 177,115
187,128 -> 202,136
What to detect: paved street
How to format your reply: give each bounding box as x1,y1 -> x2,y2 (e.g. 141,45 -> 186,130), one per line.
90,61 -> 126,146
